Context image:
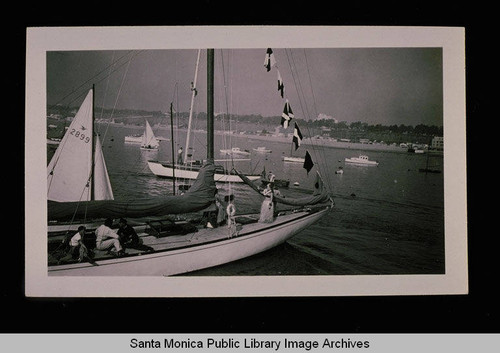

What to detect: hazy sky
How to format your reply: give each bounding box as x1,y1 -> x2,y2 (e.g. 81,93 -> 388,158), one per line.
47,47 -> 443,126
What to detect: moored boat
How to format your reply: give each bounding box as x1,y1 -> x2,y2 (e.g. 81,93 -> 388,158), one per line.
253,146 -> 272,153
345,155 -> 379,166
220,147 -> 251,156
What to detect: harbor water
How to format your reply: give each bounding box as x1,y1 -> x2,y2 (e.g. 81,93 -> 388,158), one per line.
49,123 -> 444,276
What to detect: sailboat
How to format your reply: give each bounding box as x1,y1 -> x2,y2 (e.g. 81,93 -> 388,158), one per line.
47,49 -> 333,277
147,49 -> 260,184
140,120 -> 160,150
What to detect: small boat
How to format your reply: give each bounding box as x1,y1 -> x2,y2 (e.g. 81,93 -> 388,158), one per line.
283,156 -> 305,163
253,147 -> 272,153
124,134 -> 143,144
47,137 -> 61,145
220,147 -> 251,156
345,155 -> 379,166
148,160 -> 261,183
140,120 -> 160,151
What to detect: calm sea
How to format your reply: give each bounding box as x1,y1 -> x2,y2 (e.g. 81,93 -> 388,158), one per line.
49,123 -> 445,276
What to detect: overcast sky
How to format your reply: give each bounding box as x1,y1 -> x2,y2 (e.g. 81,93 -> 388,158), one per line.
47,47 -> 443,127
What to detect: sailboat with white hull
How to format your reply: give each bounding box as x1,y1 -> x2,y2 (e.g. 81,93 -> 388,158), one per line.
146,49 -> 259,184
47,49 -> 333,277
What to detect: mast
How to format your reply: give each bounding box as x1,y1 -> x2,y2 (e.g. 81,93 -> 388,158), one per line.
184,49 -> 201,164
90,84 -> 95,201
170,102 -> 176,195
207,49 -> 214,161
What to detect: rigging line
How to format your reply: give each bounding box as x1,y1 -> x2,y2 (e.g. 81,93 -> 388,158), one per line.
99,51 -> 116,120
220,49 -> 233,170
285,49 -> 330,190
303,49 -> 334,191
98,53 -> 133,143
53,51 -> 140,108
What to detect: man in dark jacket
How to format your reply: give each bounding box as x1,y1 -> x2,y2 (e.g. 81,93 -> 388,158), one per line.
117,218 -> 154,252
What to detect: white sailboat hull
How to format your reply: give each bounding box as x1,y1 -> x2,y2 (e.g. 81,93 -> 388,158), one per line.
147,161 -> 260,183
48,207 -> 331,276
124,136 -> 143,144
283,156 -> 305,163
344,158 -> 379,166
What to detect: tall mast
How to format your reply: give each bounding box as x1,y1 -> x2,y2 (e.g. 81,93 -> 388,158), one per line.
207,49 -> 214,161
170,102 -> 176,195
90,84 -> 95,201
184,49 -> 201,164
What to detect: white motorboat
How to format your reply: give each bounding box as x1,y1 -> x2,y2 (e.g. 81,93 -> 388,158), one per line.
253,147 -> 272,153
283,156 -> 305,163
345,155 -> 379,166
220,147 -> 251,156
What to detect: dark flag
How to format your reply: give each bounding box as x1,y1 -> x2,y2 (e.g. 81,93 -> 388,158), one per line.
303,151 -> 314,174
293,122 -> 303,150
264,48 -> 276,72
281,100 -> 294,128
277,69 -> 284,98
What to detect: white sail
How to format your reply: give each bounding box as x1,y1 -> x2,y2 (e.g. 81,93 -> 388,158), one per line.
141,120 -> 159,149
93,135 -> 114,200
47,90 -> 94,202
47,89 -> 114,202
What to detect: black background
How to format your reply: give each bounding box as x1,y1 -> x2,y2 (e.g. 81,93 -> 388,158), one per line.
8,2 -> 493,334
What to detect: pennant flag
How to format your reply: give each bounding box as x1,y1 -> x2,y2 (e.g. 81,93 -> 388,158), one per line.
281,100 -> 294,129
264,48 -> 276,72
277,69 -> 284,98
293,122 -> 303,150
303,151 -> 314,174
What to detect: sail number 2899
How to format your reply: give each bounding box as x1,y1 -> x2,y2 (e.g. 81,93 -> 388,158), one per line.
70,128 -> 91,143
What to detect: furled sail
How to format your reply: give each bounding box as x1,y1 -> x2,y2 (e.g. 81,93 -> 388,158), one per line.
234,169 -> 331,207
141,120 -> 159,149
47,89 -> 114,202
48,162 -> 217,222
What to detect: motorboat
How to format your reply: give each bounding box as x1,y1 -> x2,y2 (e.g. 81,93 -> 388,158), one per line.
345,155 -> 379,166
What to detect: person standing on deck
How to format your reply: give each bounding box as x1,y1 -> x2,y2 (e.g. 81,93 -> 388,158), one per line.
177,147 -> 184,165
259,183 -> 275,223
95,218 -> 124,256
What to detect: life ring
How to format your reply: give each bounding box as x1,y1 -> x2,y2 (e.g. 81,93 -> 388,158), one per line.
226,203 -> 236,217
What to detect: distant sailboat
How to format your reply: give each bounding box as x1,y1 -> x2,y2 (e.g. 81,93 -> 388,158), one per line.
140,120 -> 159,150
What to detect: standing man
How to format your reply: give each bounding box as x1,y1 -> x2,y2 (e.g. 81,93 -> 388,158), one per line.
177,146 -> 184,165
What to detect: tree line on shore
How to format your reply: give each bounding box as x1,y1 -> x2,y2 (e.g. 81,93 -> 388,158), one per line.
48,106 -> 442,145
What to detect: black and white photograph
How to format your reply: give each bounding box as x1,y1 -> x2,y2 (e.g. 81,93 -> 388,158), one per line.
25,26 -> 467,297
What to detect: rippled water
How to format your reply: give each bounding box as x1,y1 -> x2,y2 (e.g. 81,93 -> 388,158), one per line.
52,123 -> 444,275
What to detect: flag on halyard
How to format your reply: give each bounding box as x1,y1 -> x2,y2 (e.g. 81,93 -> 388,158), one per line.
264,48 -> 276,72
281,100 -> 294,129
293,122 -> 303,150
277,69 -> 284,98
303,151 -> 314,174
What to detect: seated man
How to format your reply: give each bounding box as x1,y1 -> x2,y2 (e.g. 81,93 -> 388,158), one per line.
117,218 -> 154,252
58,226 -> 89,264
95,218 -> 124,256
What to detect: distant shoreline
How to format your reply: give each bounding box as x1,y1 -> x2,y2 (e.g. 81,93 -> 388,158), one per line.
104,121 -> 444,156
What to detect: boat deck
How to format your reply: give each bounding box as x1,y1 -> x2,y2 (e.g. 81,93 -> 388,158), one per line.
47,209 -> 319,267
